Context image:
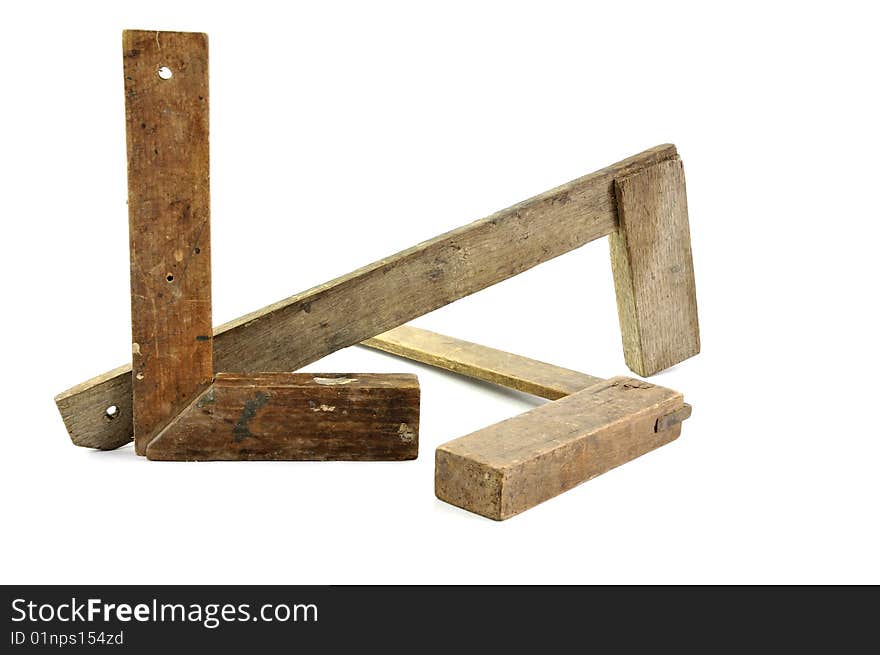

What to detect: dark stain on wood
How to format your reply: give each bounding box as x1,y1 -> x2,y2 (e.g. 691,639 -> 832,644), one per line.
232,391 -> 269,442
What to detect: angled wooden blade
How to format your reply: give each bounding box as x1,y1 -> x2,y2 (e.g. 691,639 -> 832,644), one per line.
146,373 -> 420,461
123,30 -> 213,454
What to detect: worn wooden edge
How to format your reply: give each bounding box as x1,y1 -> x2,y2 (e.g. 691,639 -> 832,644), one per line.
146,373 -> 420,461
213,372 -> 420,390
435,376 -> 686,520
608,227 -> 644,373
55,364 -> 134,450
362,325 -> 602,399
610,157 -> 699,376
55,144 -> 679,450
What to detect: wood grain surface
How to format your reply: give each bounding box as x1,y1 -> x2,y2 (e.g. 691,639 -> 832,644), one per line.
146,373 -> 420,461
610,158 -> 700,376
363,325 -> 602,399
123,30 -> 213,454
56,144 -> 682,450
364,324 -> 689,421
435,377 -> 685,520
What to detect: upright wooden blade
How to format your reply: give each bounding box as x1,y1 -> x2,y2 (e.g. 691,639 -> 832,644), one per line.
123,30 -> 213,454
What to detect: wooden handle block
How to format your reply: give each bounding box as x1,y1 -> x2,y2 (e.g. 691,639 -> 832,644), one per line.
435,377 -> 685,520
146,373 -> 420,461
364,325 -> 602,400
610,158 -> 700,376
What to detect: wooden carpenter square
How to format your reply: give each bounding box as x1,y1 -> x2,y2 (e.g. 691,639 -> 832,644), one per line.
610,158 -> 700,376
123,30 -> 213,454
55,145 -> 682,451
146,373 -> 420,461
435,377 -> 684,520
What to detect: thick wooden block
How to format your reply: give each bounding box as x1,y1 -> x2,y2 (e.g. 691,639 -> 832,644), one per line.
123,30 -> 213,454
435,377 -> 685,520
610,158 -> 700,376
146,373 -> 420,461
366,327 -> 690,519
55,145 -> 681,450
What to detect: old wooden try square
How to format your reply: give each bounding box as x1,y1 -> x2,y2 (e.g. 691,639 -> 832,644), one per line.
120,30 -> 420,462
363,326 -> 690,520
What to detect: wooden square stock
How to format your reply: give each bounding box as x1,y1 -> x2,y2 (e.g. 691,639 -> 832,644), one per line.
146,373 -> 420,461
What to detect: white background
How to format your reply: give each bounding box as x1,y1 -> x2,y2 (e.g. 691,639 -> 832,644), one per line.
1,1 -> 878,584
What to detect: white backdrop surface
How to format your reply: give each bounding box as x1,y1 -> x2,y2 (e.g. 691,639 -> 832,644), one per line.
1,1 -> 877,584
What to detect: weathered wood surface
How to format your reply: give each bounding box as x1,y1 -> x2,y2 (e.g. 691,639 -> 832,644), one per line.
56,144 -> 682,450
610,158 -> 699,376
123,30 -> 213,454
146,373 -> 420,461
363,325 -> 602,399
435,377 -> 686,520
